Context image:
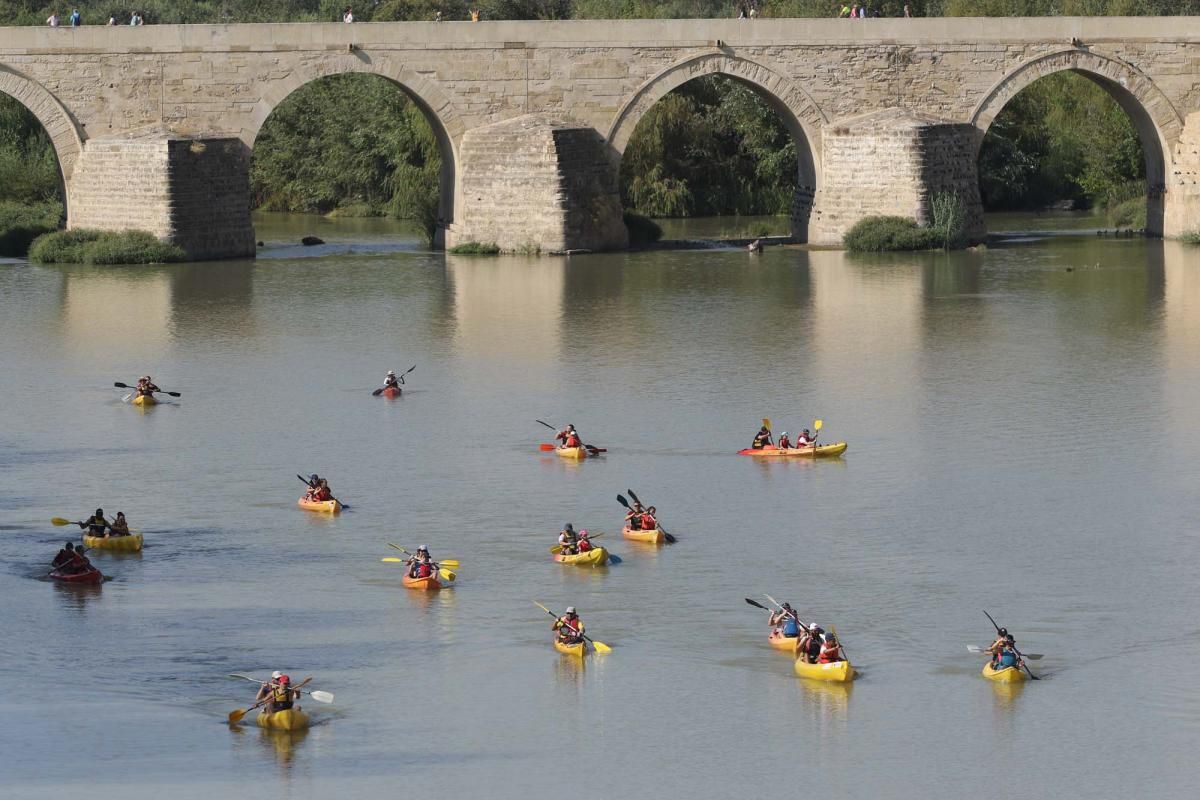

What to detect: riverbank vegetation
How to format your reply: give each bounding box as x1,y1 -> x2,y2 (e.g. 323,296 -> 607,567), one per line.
0,2 -> 1187,254
29,229 -> 185,265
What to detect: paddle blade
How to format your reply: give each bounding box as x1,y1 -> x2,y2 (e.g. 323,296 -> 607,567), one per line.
967,645 -> 985,654
439,569 -> 456,582
309,690 -> 334,704
50,517 -> 73,526
533,601 -> 553,616
372,388 -> 384,396
549,545 -> 563,555
539,443 -> 556,451
381,557 -> 405,563
617,494 -> 629,508
387,543 -> 407,553
438,559 -> 460,568
664,532 -> 677,543
113,382 -> 129,388
228,708 -> 249,724
228,673 -> 261,683
745,597 -> 770,610
591,640 -> 612,654
814,419 -> 823,431
762,417 -> 771,431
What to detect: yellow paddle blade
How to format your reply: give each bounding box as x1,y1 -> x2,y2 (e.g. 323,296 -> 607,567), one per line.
227,707 -> 248,724
387,542 -> 408,554
438,559 -> 460,568
549,544 -> 564,554
762,417 -> 771,431
533,601 -> 553,615
51,517 -> 73,526
591,640 -> 613,654
439,569 -> 456,582
814,419 -> 823,431
381,557 -> 405,563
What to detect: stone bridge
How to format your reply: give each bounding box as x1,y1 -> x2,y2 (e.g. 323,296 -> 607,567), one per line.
1,18 -> 1198,258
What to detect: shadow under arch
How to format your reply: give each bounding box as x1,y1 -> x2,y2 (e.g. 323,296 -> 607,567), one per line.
0,65 -> 84,216
243,59 -> 462,245
970,49 -> 1183,236
606,53 -> 827,243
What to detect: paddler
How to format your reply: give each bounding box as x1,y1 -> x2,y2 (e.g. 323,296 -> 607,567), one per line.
641,506 -> 659,531
556,424 -> 583,449
383,369 -> 403,390
135,375 -> 159,399
985,629 -> 1020,671
306,478 -> 332,502
554,607 -> 585,645
558,523 -> 579,555
407,546 -> 438,578
768,603 -> 801,639
256,672 -> 300,714
108,512 -> 130,536
52,542 -> 76,569
76,508 -> 110,537
777,431 -> 791,449
304,474 -> 321,499
796,428 -> 814,447
797,622 -> 824,663
817,631 -> 845,664
577,530 -> 594,553
751,426 -> 772,449
624,499 -> 646,530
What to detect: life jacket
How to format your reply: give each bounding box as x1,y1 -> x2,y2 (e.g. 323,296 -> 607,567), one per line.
818,642 -> 842,663
565,434 -> 581,448
578,539 -> 592,552
416,562 -> 433,578
272,685 -> 293,708
778,436 -> 791,449
781,618 -> 800,637
314,487 -> 331,501
641,515 -> 656,530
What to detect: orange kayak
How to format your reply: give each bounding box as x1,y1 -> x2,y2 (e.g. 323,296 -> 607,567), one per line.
381,386 -> 401,398
402,573 -> 442,590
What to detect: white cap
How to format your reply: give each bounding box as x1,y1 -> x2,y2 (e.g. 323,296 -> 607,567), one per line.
808,623 -> 819,632
418,545 -> 428,551
565,606 -> 576,613
271,671 -> 282,679
387,370 -> 395,375
781,431 -> 788,436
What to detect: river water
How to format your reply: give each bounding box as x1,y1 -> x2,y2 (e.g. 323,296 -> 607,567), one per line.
1,214 -> 1197,799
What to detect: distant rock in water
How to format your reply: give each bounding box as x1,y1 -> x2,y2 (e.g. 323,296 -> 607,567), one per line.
256,240 -> 264,247
301,236 -> 324,246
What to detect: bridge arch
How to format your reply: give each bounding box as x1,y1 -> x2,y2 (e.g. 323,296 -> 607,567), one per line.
0,65 -> 83,202
970,49 -> 1183,234
244,58 -> 463,235
606,53 -> 827,241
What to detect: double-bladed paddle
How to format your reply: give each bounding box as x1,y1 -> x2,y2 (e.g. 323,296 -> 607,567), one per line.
533,601 -> 611,653
227,674 -> 333,702
372,365 -> 416,396
535,420 -> 607,455
968,645 -> 1042,660
114,381 -> 180,398
623,490 -> 676,543
296,474 -> 349,510
227,676 -> 318,724
983,610 -> 1039,679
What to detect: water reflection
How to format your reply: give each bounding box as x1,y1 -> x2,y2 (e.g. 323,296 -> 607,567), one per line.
990,679 -> 1025,710
51,579 -> 102,606
260,727 -> 310,766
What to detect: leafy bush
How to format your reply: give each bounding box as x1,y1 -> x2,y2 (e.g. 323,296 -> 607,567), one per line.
623,211 -> 663,245
0,200 -> 62,256
29,229 -> 185,264
448,241 -> 501,254
1181,231 -> 1200,244
844,216 -> 941,252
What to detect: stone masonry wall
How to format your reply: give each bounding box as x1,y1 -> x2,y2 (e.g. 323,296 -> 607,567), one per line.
916,124 -> 986,243
452,114 -> 626,253
167,138 -> 256,260
70,136 -> 174,240
1166,112 -> 1200,238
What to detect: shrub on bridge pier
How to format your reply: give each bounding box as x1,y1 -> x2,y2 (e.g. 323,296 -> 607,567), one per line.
0,200 -> 61,257
843,216 -> 941,252
29,229 -> 185,265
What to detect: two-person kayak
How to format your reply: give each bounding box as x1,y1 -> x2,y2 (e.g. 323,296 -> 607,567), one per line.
82,533 -> 144,552
552,548 -> 609,566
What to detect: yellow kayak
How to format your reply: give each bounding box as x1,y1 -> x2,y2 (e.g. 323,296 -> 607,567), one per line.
794,658 -> 855,682
82,533 -> 143,552
131,394 -> 157,407
555,446 -> 588,459
552,547 -> 608,566
982,662 -> 1026,683
256,708 -> 310,731
738,443 -> 848,458
622,526 -> 665,544
298,497 -> 341,513
554,638 -> 586,658
768,629 -> 800,652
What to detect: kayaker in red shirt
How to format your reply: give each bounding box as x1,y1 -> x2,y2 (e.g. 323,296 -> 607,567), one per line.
309,479 -> 332,502
796,429 -> 814,447
257,672 -> 300,713
777,431 -> 791,449
554,607 -> 584,644
556,425 -> 582,448
408,546 -> 438,578
641,506 -> 658,530
817,632 -> 844,663
577,531 -> 594,552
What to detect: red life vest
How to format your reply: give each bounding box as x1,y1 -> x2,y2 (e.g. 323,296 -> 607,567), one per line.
818,642 -> 841,663
641,515 -> 656,529
416,562 -> 433,578
565,434 -> 581,447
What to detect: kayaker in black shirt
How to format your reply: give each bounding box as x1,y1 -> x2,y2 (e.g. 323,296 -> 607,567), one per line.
77,509 -> 109,536
52,542 -> 76,569
752,426 -> 772,449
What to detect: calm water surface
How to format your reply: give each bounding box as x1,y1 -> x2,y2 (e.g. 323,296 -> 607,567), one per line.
1,214 -> 1198,799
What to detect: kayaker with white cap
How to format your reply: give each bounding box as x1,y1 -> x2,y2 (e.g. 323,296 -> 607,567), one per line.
256,672 -> 300,713
556,424 -> 582,449
135,375 -> 159,399
554,607 -> 585,644
797,622 -> 824,664
407,546 -> 438,579
383,369 -> 404,391
777,431 -> 792,449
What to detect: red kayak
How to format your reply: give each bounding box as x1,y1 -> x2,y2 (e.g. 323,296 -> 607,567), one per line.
49,567 -> 103,584
381,386 -> 401,398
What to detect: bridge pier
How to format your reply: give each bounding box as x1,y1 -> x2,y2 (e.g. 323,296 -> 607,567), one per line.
449,114 -> 628,254
810,109 -> 985,246
1166,112 -> 1200,238
68,131 -> 256,261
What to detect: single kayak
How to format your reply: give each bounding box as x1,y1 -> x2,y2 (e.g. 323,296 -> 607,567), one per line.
82,533 -> 143,552
131,394 -> 157,407
555,446 -> 588,459
768,629 -> 800,652
256,708 -> 310,731
981,663 -> 1026,683
298,497 -> 342,513
622,526 -> 665,545
380,386 -> 401,398
737,443 -> 848,458
794,658 -> 855,682
49,567 -> 103,584
402,573 -> 442,590
552,547 -> 609,566
554,638 -> 587,658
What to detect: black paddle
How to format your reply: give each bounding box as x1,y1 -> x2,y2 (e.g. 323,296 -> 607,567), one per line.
625,489 -> 676,543
536,420 -> 607,455
983,610 -> 1038,680
372,365 -> 416,396
296,474 -> 350,510
114,381 -> 180,398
